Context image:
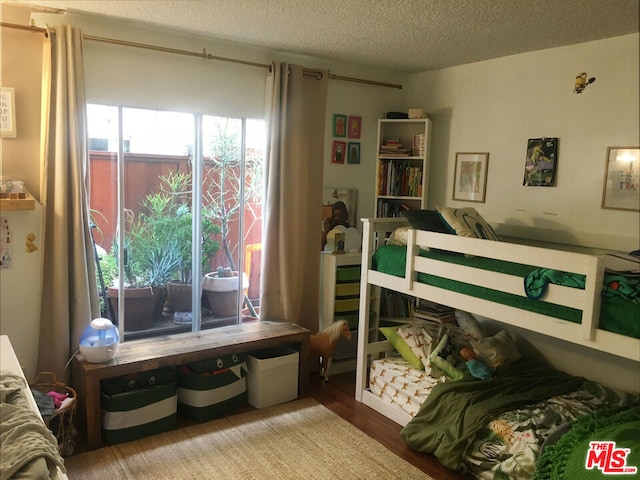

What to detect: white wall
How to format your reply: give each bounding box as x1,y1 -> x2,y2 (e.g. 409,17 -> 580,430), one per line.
407,33 -> 639,252
407,35 -> 640,392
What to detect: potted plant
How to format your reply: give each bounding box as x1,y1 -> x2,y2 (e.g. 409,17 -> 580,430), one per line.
158,171 -> 222,314
201,119 -> 262,317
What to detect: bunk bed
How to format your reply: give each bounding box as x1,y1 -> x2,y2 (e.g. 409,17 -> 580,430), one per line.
354,212 -> 640,478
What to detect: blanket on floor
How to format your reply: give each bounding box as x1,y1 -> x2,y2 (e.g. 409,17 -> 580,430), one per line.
400,361 -> 585,471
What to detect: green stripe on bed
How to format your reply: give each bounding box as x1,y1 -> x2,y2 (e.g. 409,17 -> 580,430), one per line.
373,244 -> 639,338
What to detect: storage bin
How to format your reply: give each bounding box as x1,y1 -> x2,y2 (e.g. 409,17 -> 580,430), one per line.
334,297 -> 359,314
177,353 -> 247,422
335,265 -> 360,283
335,282 -> 360,297
246,347 -> 299,409
100,367 -> 177,445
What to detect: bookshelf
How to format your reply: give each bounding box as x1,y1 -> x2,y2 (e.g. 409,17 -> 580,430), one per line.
375,118 -> 432,217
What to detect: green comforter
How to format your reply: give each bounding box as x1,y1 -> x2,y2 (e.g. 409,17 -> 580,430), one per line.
400,361 -> 585,472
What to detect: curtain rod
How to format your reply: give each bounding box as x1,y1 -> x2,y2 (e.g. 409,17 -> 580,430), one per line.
2,21 -> 402,89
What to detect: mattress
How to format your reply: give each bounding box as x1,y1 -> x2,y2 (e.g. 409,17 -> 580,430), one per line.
373,244 -> 639,338
368,356 -> 445,418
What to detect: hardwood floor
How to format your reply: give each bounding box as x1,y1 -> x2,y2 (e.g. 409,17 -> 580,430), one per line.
306,370 -> 473,480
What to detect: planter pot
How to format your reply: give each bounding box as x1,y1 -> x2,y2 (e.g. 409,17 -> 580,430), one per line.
108,286 -> 155,332
202,272 -> 249,317
166,280 -> 194,313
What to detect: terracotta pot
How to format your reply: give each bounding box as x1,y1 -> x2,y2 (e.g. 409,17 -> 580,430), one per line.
166,280 -> 194,313
108,286 -> 155,332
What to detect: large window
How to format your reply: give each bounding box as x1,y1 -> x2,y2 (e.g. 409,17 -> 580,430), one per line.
88,104 -> 265,341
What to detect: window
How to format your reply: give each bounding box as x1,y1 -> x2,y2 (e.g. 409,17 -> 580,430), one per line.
88,104 -> 265,341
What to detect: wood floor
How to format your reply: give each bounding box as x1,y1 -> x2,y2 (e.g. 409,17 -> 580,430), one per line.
306,370 -> 473,480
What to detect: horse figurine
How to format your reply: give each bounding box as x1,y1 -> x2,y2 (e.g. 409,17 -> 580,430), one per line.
310,320 -> 352,381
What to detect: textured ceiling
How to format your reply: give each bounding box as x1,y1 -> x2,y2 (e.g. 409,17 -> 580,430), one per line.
7,0 -> 640,72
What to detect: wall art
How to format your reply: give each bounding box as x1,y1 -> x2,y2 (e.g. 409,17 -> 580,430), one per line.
601,146 -> 639,211
333,114 -> 346,137
453,152 -> 489,203
347,142 -> 360,164
523,137 -> 558,186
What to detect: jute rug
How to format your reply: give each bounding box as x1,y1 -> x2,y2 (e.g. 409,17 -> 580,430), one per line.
64,397 -> 433,479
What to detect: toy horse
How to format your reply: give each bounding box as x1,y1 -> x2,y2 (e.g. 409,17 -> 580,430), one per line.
310,320 -> 352,381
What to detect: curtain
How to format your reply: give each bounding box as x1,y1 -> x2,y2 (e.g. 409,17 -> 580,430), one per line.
37,25 -> 100,382
261,63 -> 328,333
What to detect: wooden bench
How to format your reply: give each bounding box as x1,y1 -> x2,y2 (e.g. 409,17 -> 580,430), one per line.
71,321 -> 309,450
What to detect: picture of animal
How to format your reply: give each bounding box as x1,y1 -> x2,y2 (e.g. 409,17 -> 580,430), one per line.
310,320 -> 352,381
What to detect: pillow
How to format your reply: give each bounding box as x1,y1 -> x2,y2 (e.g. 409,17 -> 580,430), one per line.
436,207 -> 501,241
387,226 -> 409,246
429,334 -> 464,380
471,330 -> 521,369
402,209 -> 452,234
455,310 -> 487,340
397,324 -> 434,371
379,326 -> 424,370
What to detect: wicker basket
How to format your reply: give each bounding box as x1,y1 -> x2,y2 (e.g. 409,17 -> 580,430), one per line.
30,372 -> 77,456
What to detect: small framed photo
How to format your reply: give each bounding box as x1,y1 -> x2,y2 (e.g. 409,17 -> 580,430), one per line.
331,140 -> 346,164
1,87 -> 16,138
347,142 -> 360,164
347,115 -> 361,139
601,146 -> 640,211
333,114 -> 346,137
453,152 -> 489,203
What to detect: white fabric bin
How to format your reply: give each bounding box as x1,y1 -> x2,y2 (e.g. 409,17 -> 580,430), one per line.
246,347 -> 299,408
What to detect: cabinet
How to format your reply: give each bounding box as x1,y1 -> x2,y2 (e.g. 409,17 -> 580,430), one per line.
375,118 -> 432,217
319,252 -> 361,372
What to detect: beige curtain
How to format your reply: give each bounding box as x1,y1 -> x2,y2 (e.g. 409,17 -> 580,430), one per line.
37,25 -> 100,382
260,63 -> 328,333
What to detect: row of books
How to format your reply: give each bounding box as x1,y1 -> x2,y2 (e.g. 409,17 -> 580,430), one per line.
411,298 -> 456,324
379,138 -> 412,156
377,160 -> 423,197
376,200 -> 410,218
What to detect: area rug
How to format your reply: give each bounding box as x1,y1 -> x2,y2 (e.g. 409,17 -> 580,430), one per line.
64,397 -> 432,479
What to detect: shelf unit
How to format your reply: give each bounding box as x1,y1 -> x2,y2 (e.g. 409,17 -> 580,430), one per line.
319,251 -> 362,373
375,118 -> 432,217
0,194 -> 36,211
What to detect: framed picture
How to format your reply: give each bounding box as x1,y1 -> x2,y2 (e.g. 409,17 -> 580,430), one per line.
453,152 -> 489,202
523,137 -> 558,186
601,146 -> 640,211
347,142 -> 360,164
347,115 -> 361,139
333,114 -> 346,137
331,140 -> 346,164
0,87 -> 16,138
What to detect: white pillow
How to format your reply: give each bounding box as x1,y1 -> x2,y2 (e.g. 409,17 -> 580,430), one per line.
437,206 -> 500,241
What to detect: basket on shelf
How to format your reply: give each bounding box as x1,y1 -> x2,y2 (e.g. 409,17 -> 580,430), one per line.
30,371 -> 77,456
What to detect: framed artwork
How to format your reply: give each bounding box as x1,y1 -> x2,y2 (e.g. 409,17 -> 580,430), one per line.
0,87 -> 16,138
347,115 -> 361,139
331,140 -> 346,164
453,152 -> 489,203
347,142 -> 360,164
333,114 -> 346,137
523,137 -> 558,186
601,146 -> 640,211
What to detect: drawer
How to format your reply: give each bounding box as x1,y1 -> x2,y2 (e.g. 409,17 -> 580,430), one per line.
336,266 -> 360,283
335,282 -> 360,297
335,298 -> 359,313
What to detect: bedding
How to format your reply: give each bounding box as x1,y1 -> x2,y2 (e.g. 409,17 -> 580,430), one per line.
0,372 -> 66,479
400,360 -> 639,475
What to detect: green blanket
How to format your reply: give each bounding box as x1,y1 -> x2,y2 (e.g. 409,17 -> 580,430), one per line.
534,405 -> 640,480
400,361 -> 585,472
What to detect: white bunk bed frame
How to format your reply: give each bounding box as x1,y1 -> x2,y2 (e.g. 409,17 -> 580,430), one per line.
355,217 -> 640,426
